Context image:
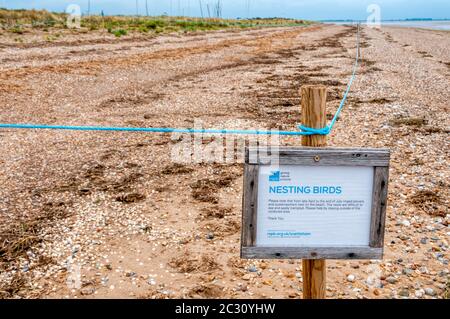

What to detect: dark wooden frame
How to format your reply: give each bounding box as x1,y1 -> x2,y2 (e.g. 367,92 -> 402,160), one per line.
241,147 -> 390,260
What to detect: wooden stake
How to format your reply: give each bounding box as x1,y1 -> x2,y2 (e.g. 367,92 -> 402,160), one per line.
301,85 -> 327,147
300,85 -> 327,299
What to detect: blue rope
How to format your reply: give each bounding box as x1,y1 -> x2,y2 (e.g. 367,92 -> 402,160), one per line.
0,123 -> 306,136
0,25 -> 360,137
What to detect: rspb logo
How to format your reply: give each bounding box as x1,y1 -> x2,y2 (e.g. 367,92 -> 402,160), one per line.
269,171 -> 280,182
269,171 -> 291,182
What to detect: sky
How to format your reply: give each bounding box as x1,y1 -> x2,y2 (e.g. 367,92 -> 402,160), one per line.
1,0 -> 449,20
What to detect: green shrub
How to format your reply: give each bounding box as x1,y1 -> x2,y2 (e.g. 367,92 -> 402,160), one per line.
112,29 -> 127,37
138,26 -> 149,33
145,20 -> 165,29
10,25 -> 24,34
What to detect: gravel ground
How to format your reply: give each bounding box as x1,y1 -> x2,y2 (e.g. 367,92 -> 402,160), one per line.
0,24 -> 448,299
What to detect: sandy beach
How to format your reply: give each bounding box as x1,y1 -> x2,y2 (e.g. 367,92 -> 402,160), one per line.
0,24 -> 448,299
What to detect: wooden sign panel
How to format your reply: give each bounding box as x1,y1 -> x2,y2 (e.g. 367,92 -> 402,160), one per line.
241,147 -> 390,260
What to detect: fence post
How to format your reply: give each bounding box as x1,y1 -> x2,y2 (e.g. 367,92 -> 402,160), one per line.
300,85 -> 327,299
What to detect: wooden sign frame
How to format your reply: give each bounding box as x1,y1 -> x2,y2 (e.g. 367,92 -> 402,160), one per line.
241,147 -> 390,260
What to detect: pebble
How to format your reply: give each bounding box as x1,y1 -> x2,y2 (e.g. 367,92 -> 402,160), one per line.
347,274 -> 356,283
424,288 -> 436,296
419,267 -> 429,274
401,220 -> 411,227
248,265 -> 258,273
402,268 -> 413,276
398,289 -> 410,297
242,274 -> 253,281
414,289 -> 424,298
206,233 -> 214,240
420,238 -> 428,244
101,277 -> 109,286
80,287 -> 95,296
148,278 -> 156,286
386,276 -> 398,284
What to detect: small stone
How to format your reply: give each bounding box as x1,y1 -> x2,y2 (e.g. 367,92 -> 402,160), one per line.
415,289 -> 424,298
419,267 -> 429,274
147,278 -> 156,286
248,265 -> 258,273
402,268 -> 413,276
401,220 -> 411,227
242,274 -> 253,281
105,264 -> 113,270
125,271 -> 137,278
347,274 -> 356,283
424,288 -> 436,296
420,238 -> 428,245
437,283 -> 446,290
386,276 -> 397,284
262,280 -> 272,286
101,277 -> 109,286
398,289 -> 410,297
238,285 -> 248,292
81,287 -> 95,296
206,233 -> 214,240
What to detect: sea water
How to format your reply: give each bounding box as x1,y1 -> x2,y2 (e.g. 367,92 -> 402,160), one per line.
327,20 -> 450,31
380,20 -> 450,30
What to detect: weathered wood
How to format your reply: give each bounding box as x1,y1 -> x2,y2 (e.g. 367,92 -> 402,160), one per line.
369,166 -> 390,248
302,260 -> 326,299
240,164 -> 259,254
300,85 -> 328,300
247,147 -> 390,166
301,85 -> 327,147
241,246 -> 383,260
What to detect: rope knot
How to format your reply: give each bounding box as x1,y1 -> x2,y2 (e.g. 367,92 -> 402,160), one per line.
297,125 -> 331,136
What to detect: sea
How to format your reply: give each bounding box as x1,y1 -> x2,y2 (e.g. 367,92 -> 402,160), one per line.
326,20 -> 450,31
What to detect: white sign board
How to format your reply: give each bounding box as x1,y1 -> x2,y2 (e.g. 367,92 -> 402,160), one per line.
256,165 -> 373,247
241,147 -> 390,260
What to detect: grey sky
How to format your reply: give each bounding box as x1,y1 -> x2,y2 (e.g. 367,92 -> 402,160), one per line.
1,0 -> 449,20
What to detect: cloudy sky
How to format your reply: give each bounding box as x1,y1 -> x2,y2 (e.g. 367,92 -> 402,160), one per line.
1,0 -> 449,20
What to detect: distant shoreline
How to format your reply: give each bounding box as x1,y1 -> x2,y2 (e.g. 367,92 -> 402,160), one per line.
322,20 -> 450,31
320,19 -> 449,22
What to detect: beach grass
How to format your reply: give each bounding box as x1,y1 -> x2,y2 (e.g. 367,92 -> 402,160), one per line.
0,8 -> 314,36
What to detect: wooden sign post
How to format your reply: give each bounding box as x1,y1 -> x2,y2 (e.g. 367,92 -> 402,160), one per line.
301,85 -> 327,299
241,85 -> 390,300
